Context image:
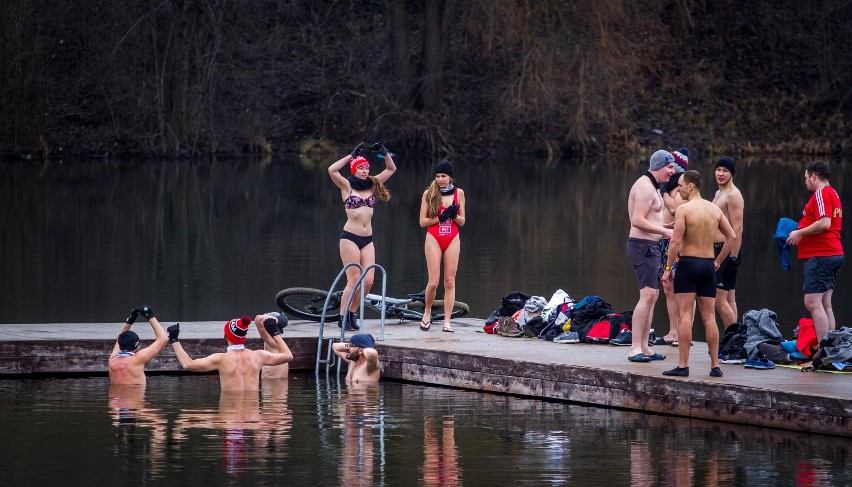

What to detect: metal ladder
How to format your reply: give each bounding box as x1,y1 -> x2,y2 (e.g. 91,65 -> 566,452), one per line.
315,263 -> 388,378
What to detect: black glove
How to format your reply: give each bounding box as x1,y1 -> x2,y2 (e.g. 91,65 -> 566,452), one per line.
265,312 -> 288,333
263,317 -> 281,337
439,204 -> 459,222
139,305 -> 155,320
350,142 -> 365,158
167,323 -> 180,343
370,141 -> 389,156
126,308 -> 139,325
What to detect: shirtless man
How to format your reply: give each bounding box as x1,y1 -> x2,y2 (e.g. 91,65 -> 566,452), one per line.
170,315 -> 294,391
656,147 -> 690,345
108,305 -> 169,385
626,150 -> 676,362
662,170 -> 736,377
712,156 -> 744,327
255,312 -> 290,379
331,333 -> 380,383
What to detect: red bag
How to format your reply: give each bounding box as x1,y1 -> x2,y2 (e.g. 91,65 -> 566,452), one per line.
796,318 -> 817,357
585,321 -> 614,343
483,322 -> 498,334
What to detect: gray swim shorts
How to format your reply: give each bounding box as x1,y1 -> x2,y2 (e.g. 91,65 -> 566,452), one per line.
627,238 -> 662,290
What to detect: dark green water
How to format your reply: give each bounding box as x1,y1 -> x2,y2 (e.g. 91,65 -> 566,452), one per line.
1,155 -> 850,342
0,375 -> 848,486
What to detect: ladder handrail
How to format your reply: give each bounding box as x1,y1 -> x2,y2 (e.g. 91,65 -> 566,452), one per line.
336,263 -> 387,380
315,262 -> 363,375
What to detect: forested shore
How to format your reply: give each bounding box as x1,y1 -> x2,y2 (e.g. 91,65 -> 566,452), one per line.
1,0 -> 850,162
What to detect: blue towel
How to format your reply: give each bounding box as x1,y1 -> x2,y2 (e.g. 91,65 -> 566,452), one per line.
773,218 -> 799,271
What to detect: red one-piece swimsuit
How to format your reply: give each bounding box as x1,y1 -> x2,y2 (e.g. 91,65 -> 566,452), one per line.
427,189 -> 459,252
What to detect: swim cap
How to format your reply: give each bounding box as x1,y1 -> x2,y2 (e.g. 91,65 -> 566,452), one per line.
348,333 -> 375,349
649,150 -> 674,171
672,147 -> 689,173
715,156 -> 736,175
118,330 -> 140,351
224,316 -> 251,344
350,156 -> 370,175
433,160 -> 453,178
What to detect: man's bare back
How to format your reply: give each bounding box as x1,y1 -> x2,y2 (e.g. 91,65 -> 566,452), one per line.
678,198 -> 727,258
108,307 -> 169,385
170,316 -> 293,391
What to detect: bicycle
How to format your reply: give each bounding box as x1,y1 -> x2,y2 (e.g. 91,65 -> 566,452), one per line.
275,287 -> 470,323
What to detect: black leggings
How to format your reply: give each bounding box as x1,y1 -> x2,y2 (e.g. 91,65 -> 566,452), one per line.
340,230 -> 373,250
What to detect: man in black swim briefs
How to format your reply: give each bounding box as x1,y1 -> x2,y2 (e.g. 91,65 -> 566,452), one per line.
661,170 -> 736,378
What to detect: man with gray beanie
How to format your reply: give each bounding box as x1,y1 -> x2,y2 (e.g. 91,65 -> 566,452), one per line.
712,156 -> 744,330
332,333 -> 380,383
626,150 -> 676,363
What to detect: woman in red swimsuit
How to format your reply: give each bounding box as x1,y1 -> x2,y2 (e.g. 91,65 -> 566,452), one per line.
419,160 -> 466,332
328,142 -> 396,330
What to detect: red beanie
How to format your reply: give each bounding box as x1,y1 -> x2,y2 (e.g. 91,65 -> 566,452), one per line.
350,156 -> 369,175
224,316 -> 251,344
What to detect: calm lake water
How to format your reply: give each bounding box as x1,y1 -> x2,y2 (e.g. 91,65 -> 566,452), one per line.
1,155 -> 850,341
0,375 -> 848,487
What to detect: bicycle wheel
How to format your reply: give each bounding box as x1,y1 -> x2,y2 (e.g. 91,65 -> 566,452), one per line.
409,300 -> 470,319
275,287 -> 342,322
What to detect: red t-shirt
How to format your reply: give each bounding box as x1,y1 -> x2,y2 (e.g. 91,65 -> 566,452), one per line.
797,185 -> 843,258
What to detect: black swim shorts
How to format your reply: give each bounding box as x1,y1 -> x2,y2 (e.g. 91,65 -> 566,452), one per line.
673,256 -> 717,297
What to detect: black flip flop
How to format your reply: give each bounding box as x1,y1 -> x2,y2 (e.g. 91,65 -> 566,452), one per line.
420,320 -> 431,331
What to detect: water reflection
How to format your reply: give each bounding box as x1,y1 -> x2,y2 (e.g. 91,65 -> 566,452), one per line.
108,384 -> 168,476
170,380 -> 291,477
0,377 -> 848,485
337,383 -> 381,487
1,156 -> 851,340
422,415 -> 460,486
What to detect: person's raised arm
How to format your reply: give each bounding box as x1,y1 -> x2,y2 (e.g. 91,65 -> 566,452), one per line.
257,317 -> 294,366
168,324 -> 222,372
363,348 -> 379,374
328,142 -> 364,191
132,306 -> 169,363
370,142 -> 397,183
331,341 -> 353,363
110,308 -> 139,359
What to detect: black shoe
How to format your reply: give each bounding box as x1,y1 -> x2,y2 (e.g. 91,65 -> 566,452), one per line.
338,312 -> 357,331
662,366 -> 690,377
609,329 -> 632,346
709,367 -> 723,377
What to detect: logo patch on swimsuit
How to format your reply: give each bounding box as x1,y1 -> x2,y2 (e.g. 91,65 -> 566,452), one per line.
438,222 -> 453,236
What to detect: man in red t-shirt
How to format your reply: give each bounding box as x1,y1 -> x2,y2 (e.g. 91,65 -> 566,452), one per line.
786,161 -> 844,341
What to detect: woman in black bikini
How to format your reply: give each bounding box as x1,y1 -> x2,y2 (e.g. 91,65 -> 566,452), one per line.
328,142 -> 396,329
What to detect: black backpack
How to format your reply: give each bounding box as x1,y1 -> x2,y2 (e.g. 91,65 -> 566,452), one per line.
719,322 -> 748,362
